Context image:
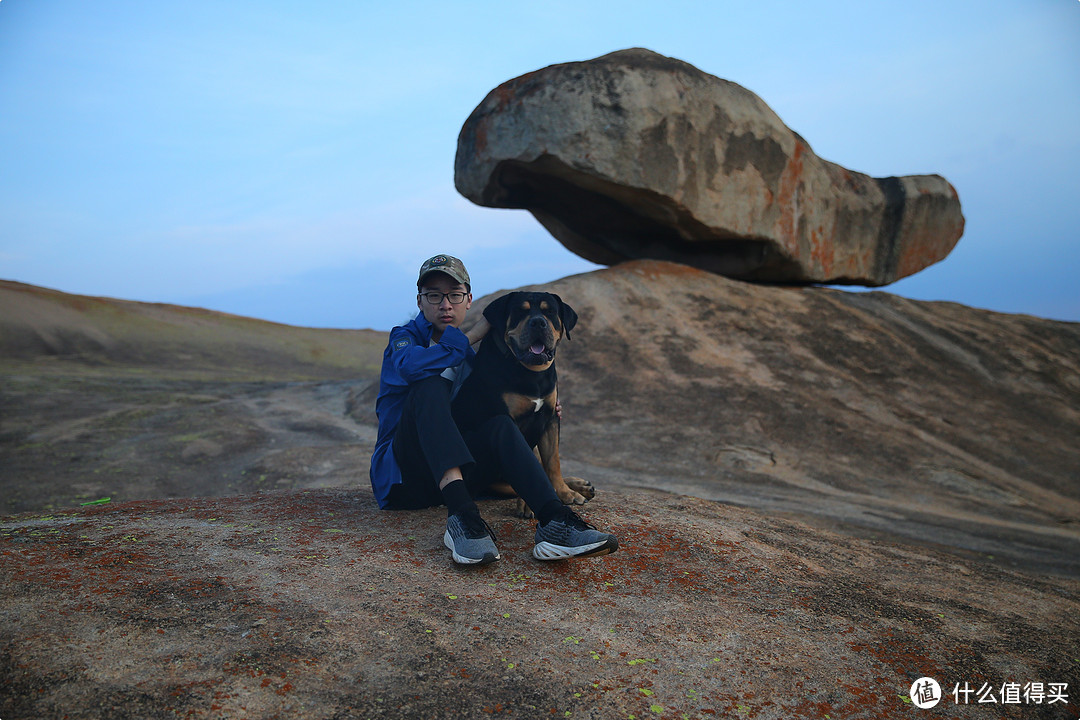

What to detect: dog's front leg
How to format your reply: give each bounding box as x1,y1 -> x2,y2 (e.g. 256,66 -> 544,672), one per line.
537,414 -> 591,507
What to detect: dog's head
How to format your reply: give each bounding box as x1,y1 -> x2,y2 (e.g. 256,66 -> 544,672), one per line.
482,291 -> 578,372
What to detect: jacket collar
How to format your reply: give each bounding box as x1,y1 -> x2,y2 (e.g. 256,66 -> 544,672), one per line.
409,311 -> 435,344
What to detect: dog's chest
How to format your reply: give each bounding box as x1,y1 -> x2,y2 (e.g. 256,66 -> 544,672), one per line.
502,391 -> 550,418
504,392 -> 555,449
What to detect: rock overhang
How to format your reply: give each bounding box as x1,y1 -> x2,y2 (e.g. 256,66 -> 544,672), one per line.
455,48 -> 965,286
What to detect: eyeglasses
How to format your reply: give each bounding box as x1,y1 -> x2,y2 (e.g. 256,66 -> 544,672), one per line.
419,291 -> 468,305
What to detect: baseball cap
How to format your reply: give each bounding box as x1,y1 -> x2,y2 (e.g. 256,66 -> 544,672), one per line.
417,254 -> 471,288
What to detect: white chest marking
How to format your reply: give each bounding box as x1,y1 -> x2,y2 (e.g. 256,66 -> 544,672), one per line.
531,397 -> 544,413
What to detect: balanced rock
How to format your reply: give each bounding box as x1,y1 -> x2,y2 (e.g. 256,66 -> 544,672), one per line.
455,48 -> 965,286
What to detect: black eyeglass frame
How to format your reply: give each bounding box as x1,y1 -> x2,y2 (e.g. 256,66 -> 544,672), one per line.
418,291 -> 468,305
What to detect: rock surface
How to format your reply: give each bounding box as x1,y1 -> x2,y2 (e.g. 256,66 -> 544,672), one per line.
456,48 -> 965,286
3,489 -> 1079,719
0,278 -> 384,515
472,261 -> 1080,577
3,269 -> 1079,718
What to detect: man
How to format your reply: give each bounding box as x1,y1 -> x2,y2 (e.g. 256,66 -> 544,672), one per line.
369,254 -> 618,565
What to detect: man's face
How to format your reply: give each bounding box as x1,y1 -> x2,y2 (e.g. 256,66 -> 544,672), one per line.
418,272 -> 472,338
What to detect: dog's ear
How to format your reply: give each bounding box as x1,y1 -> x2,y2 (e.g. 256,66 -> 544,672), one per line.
482,293 -> 512,328
481,293 -> 513,356
550,294 -> 578,341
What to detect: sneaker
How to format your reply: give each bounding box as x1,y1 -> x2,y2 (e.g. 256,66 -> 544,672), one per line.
444,509 -> 500,565
533,507 -> 618,561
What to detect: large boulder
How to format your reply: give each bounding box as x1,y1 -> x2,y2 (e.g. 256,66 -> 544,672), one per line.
456,48 -> 965,286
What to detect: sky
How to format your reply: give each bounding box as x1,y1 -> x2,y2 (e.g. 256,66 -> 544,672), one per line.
1,0 -> 1078,330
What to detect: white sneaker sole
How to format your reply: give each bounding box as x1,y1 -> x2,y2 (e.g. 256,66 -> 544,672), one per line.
532,537 -> 617,561
443,530 -> 500,565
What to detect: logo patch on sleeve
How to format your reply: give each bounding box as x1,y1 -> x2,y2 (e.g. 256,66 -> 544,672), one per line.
393,338 -> 412,351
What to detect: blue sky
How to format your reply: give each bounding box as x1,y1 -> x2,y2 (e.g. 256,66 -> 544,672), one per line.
1,0 -> 1077,329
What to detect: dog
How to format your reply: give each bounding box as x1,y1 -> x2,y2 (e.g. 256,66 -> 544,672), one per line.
451,291 -> 595,517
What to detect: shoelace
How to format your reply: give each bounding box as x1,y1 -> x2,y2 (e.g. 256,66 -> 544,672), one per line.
552,507 -> 593,532
460,511 -> 498,542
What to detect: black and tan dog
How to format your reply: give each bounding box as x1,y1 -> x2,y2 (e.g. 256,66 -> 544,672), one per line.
452,291 -> 594,517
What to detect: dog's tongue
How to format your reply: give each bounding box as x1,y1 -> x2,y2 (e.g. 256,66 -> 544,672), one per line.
530,343 -> 546,355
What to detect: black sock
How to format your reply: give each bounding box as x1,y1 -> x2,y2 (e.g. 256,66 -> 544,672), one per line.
535,499 -> 564,526
441,479 -> 477,516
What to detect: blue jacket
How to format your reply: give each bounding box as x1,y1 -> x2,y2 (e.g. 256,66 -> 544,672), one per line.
369,312 -> 475,508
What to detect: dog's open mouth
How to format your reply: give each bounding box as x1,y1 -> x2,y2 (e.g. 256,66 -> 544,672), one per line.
519,342 -> 554,366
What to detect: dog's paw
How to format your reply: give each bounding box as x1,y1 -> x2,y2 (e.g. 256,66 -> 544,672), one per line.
563,476 -> 595,501
556,486 -> 588,506
515,498 -> 535,519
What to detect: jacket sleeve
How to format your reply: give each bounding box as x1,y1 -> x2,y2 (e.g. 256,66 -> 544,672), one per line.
388,325 -> 471,385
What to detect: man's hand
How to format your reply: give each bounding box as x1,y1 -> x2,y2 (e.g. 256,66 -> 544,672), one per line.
555,400 -> 562,420
466,316 -> 491,346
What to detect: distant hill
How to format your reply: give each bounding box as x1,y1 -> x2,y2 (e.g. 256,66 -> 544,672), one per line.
0,279 -> 385,380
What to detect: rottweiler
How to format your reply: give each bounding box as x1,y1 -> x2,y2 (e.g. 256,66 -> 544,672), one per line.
452,291 -> 595,517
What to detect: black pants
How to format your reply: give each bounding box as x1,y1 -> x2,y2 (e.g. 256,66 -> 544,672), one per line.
387,375 -> 558,512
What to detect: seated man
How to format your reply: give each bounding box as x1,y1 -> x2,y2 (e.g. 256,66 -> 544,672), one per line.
369,254 -> 618,565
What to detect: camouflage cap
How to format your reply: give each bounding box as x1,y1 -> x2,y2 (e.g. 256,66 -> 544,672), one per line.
417,254 -> 470,288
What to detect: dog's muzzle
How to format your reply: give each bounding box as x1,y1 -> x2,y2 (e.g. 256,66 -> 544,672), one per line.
512,318 -> 556,366
518,342 -> 555,366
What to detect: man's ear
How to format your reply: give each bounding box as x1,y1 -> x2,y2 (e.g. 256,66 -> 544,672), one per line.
551,294 -> 578,340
